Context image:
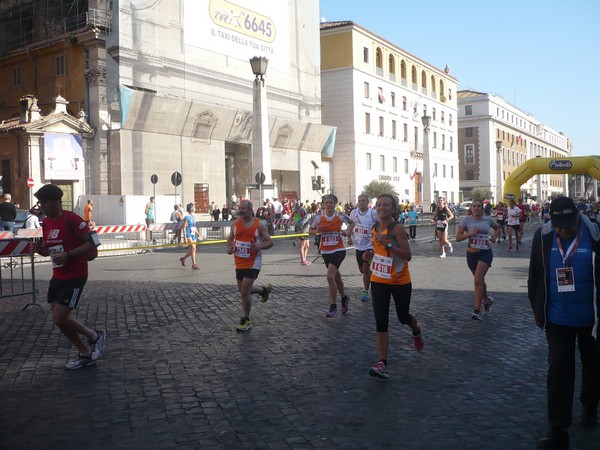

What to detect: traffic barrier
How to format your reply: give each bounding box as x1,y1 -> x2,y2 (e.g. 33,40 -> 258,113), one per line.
0,238 -> 39,309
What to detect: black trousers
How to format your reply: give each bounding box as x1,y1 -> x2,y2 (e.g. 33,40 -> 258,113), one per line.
545,322 -> 600,428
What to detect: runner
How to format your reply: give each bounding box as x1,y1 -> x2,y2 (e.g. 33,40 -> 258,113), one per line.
30,184 -> 106,370
456,199 -> 500,320
506,199 -> 521,253
226,200 -> 273,332
494,201 -> 507,243
178,203 -> 200,270
431,197 -> 454,258
364,194 -> 423,380
349,194 -> 379,302
309,194 -> 355,317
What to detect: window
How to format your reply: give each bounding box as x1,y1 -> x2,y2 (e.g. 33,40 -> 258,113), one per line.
403,123 -> 408,142
364,82 -> 369,98
392,120 -> 397,140
449,89 -> 452,100
366,153 -> 372,170
376,48 -> 383,69
365,113 -> 371,134
379,116 -> 384,137
465,105 -> 472,116
433,132 -> 437,148
402,96 -> 407,111
449,114 -> 453,126
55,54 -> 65,76
432,108 -> 436,121
393,157 -> 398,173
378,87 -> 384,103
466,170 -> 474,180
380,155 -> 385,171
363,47 -> 369,63
451,166 -> 454,178
13,67 -> 21,87
450,136 -> 453,152
442,134 -> 445,150
433,163 -> 438,177
465,127 -> 473,138
423,105 -> 427,116
441,111 -> 445,123
404,158 -> 409,174
465,144 -> 474,164
443,165 -> 446,177
391,92 -> 396,107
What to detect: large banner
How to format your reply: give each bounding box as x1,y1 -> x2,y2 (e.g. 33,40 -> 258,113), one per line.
184,0 -> 289,71
44,133 -> 84,180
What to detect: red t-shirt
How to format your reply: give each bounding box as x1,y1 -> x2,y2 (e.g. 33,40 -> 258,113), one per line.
42,210 -> 90,279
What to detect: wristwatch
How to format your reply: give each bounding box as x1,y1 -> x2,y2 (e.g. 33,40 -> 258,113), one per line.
386,242 -> 393,250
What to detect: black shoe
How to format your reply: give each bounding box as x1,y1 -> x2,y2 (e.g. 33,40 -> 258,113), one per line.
537,427 -> 569,449
578,411 -> 598,427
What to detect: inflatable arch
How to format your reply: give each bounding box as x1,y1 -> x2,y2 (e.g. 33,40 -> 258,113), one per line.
502,156 -> 600,203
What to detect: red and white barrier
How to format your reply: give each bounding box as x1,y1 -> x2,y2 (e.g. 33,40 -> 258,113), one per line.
149,223 -> 184,231
93,225 -> 146,234
0,231 -> 14,239
0,238 -> 31,257
17,229 -> 42,238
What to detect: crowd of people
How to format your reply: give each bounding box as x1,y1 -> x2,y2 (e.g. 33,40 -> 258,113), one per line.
22,184 -> 598,450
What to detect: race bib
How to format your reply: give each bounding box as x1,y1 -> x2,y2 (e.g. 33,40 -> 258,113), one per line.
371,253 -> 392,279
49,244 -> 65,268
556,267 -> 575,292
436,220 -> 445,228
321,232 -> 340,246
354,225 -> 370,238
235,240 -> 252,258
468,233 -> 491,250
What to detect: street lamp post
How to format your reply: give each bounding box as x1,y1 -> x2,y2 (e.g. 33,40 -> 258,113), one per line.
250,56 -> 273,205
495,140 -> 503,202
421,114 -> 432,208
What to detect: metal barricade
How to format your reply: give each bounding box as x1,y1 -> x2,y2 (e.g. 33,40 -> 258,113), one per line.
0,238 -> 39,309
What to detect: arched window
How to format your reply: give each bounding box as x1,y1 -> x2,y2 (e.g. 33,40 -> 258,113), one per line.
376,48 -> 383,69
411,65 -> 417,86
421,70 -> 427,92
431,75 -> 436,92
439,80 -> 445,101
389,55 -> 395,74
400,60 -> 407,79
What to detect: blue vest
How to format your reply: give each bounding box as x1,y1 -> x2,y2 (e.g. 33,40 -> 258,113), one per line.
547,222 -> 596,326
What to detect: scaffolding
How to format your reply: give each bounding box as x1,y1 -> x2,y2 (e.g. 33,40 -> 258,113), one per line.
0,0 -> 111,56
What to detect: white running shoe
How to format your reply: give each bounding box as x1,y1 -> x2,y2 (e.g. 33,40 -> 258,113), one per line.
439,253 -> 446,258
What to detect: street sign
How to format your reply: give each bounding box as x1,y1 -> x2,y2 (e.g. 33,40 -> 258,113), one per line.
150,174 -> 158,184
255,172 -> 266,185
171,171 -> 182,186
27,178 -> 34,188
247,184 -> 274,190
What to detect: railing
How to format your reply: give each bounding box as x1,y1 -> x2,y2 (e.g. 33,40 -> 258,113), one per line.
0,238 -> 38,309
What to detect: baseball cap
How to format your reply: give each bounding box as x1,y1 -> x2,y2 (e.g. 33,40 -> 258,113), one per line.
550,197 -> 578,228
34,184 -> 63,202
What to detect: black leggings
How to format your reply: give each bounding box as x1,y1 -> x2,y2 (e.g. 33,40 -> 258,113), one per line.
371,282 -> 413,332
409,225 -> 416,239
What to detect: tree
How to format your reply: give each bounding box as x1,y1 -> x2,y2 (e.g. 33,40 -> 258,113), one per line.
362,180 -> 397,199
470,187 -> 492,201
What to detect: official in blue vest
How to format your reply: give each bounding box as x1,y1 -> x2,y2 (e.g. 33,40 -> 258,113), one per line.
528,196 -> 600,449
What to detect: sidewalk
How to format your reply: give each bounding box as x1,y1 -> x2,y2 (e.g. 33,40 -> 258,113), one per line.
0,222 -> 598,449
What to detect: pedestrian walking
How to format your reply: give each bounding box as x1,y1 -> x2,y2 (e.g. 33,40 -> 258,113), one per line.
30,184 -> 106,370
308,194 -> 355,317
145,196 -> 156,243
226,200 -> 273,332
170,204 -> 183,244
507,199 -> 521,252
455,199 -> 499,320
349,194 -> 379,301
406,205 -> 418,241
528,197 -> 600,449
83,199 -> 95,226
178,203 -> 200,270
363,194 -> 423,380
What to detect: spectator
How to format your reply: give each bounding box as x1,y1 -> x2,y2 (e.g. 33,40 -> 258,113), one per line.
170,204 -> 183,244
212,204 -> 221,222
222,204 -> 230,221
84,199 -> 95,226
24,205 -> 42,229
0,193 -> 17,233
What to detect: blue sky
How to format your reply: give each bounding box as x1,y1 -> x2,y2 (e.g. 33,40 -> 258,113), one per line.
320,0 -> 600,156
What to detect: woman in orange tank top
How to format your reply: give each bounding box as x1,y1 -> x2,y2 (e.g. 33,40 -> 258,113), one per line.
363,194 -> 423,380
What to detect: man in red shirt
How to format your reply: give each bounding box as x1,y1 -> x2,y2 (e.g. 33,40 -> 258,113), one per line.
31,184 -> 106,370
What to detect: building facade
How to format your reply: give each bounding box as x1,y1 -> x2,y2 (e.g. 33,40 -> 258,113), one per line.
320,21 -> 460,206
457,90 -> 573,203
0,0 -> 334,214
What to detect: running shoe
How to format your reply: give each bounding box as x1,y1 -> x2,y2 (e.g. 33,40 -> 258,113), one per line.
361,290 -> 370,302
471,311 -> 483,321
301,260 -> 312,266
439,253 -> 446,258
260,283 -> 272,303
412,328 -> 424,352
483,296 -> 494,316
508,247 -> 513,253
192,264 -> 200,270
89,330 -> 107,361
65,352 -> 96,370
341,295 -> 350,314
369,360 -> 389,379
448,243 -> 453,253
179,257 -> 186,267
326,304 -> 338,318
236,317 -> 253,332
